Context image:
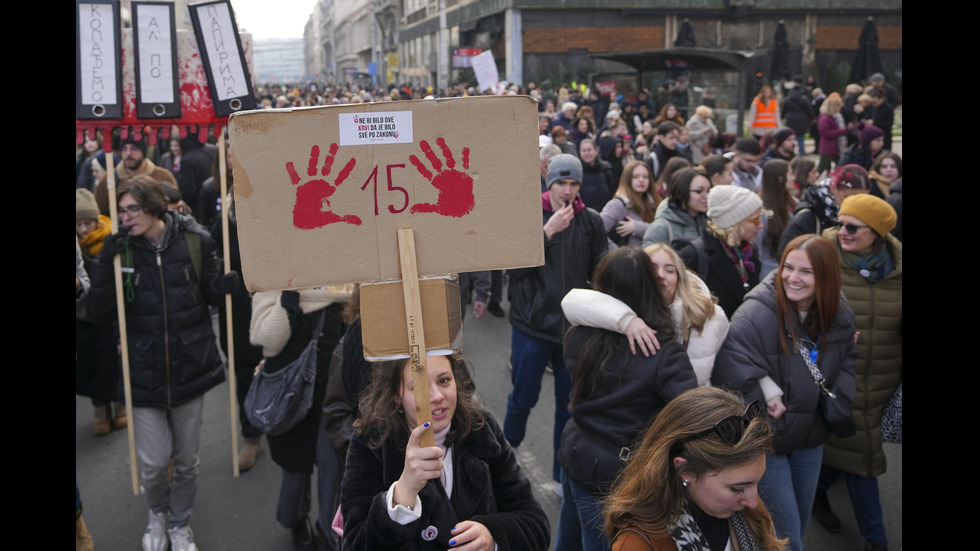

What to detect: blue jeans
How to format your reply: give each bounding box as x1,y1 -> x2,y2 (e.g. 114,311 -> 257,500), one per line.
554,469 -> 610,551
503,328 -> 572,482
759,445 -> 823,551
797,132 -> 807,155
818,465 -> 888,546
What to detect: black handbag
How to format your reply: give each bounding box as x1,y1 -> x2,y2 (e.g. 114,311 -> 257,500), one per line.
244,310 -> 325,436
797,337 -> 856,438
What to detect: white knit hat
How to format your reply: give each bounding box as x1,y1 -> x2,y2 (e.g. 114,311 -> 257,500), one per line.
707,186 -> 763,228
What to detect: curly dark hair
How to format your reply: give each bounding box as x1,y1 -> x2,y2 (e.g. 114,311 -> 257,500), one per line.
353,353 -> 486,450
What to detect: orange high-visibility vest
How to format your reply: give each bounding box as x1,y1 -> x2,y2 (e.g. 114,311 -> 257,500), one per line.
752,98 -> 778,131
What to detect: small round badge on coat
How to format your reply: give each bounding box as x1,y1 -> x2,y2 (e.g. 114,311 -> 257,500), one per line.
421,525 -> 438,541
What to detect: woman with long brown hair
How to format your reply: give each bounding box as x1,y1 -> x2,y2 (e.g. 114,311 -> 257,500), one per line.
712,234 -> 857,551
600,160 -> 660,249
605,386 -> 785,551
758,159 -> 796,277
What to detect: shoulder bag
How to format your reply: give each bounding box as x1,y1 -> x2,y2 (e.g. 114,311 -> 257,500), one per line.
796,336 -> 856,438
244,309 -> 326,436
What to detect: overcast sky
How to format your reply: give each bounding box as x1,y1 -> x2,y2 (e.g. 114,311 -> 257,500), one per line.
231,0 -> 315,40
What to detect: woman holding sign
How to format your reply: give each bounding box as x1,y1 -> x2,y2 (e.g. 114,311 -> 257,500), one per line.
340,353 -> 550,551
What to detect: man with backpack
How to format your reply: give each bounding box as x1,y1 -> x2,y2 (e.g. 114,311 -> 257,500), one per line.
87,175 -> 238,551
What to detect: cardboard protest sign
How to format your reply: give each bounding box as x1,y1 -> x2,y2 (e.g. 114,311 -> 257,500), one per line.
228,95 -> 544,292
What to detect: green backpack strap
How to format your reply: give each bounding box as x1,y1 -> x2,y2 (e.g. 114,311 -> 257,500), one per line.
184,231 -> 202,281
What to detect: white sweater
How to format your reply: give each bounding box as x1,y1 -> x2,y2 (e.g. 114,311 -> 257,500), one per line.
561,275 -> 729,387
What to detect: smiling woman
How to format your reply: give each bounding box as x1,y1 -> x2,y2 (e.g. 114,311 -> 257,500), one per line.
712,234 -> 857,551
341,353 -> 550,551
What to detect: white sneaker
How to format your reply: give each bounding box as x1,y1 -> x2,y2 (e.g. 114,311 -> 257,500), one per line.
168,525 -> 200,551
142,510 -> 169,551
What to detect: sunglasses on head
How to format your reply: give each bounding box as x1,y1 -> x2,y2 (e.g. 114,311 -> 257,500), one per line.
681,401 -> 763,446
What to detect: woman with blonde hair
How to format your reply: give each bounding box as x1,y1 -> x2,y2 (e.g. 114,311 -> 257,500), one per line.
600,160 -> 660,249
686,105 -> 718,164
605,386 -> 785,551
675,186 -> 765,318
816,95 -> 852,174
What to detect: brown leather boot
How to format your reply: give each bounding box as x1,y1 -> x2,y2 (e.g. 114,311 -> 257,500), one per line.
76,509 -> 94,551
238,436 -> 264,472
112,401 -> 128,429
93,401 -> 110,435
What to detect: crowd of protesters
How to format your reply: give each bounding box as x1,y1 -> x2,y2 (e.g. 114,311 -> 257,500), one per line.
77,72 -> 900,551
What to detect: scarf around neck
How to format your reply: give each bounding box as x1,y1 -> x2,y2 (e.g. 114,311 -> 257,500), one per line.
840,246 -> 891,283
669,501 -> 760,551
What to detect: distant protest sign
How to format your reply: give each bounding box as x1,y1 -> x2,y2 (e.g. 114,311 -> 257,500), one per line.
228,95 -> 544,292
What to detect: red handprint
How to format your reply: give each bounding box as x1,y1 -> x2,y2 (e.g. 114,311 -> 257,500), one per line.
409,138 -> 474,217
287,144 -> 362,229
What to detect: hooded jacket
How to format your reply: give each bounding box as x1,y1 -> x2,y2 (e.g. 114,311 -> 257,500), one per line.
506,194 -> 607,343
86,211 -> 225,408
712,271 -> 857,455
642,202 -> 707,247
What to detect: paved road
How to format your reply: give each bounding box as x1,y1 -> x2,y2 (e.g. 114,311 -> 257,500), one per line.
77,297 -> 901,550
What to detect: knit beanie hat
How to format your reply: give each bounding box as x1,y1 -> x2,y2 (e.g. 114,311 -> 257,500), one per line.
546,154 -> 583,188
121,137 -> 147,155
76,188 -> 99,221
838,194 -> 896,237
772,128 -> 795,148
707,185 -> 763,228
858,124 -> 884,147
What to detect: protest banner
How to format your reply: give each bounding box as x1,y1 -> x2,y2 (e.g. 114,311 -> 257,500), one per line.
228,95 -> 543,445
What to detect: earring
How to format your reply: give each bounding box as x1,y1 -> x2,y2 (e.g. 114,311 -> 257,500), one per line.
682,479 -> 689,487
396,405 -> 404,414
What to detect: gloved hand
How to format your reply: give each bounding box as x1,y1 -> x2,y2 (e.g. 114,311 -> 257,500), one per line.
218,271 -> 240,294
100,229 -> 129,259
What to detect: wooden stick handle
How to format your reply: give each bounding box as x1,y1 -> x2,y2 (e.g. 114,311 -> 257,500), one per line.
106,151 -> 140,495
397,228 -> 434,448
218,134 -> 241,477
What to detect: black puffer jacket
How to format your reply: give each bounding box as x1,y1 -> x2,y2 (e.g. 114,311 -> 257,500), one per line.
712,271 -> 857,455
559,327 -> 696,495
507,195 -> 607,343
87,211 -> 225,408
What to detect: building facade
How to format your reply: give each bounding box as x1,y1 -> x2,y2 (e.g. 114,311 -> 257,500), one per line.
304,0 -> 902,102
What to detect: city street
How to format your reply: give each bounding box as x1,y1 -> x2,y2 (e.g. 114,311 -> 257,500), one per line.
77,292 -> 901,550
